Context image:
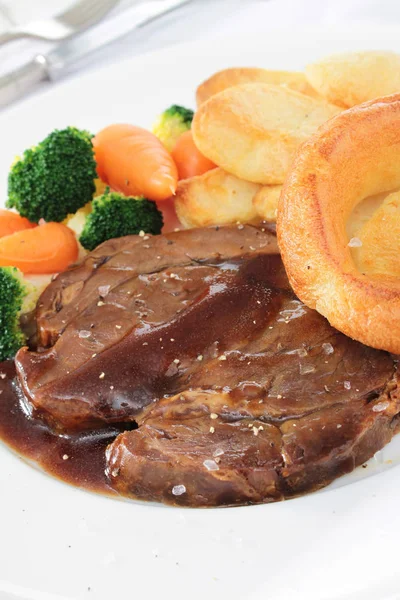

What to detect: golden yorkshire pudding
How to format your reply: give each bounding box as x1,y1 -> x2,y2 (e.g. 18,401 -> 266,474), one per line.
277,94 -> 400,354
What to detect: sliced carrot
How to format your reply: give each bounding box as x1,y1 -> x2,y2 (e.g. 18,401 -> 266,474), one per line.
171,130 -> 216,180
0,222 -> 78,274
0,209 -> 36,238
156,198 -> 182,233
93,124 -> 178,202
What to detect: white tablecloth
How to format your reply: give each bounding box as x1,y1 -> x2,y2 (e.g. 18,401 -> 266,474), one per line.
0,0 -> 400,104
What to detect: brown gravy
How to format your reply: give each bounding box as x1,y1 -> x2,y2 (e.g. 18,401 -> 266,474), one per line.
0,360 -> 123,495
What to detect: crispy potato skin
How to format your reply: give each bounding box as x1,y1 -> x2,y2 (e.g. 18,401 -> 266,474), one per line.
175,167 -> 261,228
192,83 -> 340,185
252,185 -> 283,222
196,67 -> 321,106
278,93 -> 400,354
306,51 -> 400,108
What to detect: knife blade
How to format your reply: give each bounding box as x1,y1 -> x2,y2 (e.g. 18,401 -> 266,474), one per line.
0,0 -> 191,109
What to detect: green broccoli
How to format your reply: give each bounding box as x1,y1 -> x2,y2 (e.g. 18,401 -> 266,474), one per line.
0,267 -> 39,360
7,127 -> 98,223
152,104 -> 194,151
79,189 -> 163,252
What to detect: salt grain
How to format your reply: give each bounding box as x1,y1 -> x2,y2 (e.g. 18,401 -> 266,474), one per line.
344,381 -> 351,390
203,459 -> 219,471
78,330 -> 91,339
218,355 -> 227,361
213,448 -> 224,457
322,342 -> 334,355
173,358 -> 180,364
62,454 -> 69,460
139,230 -> 145,237
197,355 -> 203,361
348,237 -> 362,248
98,285 -> 110,298
372,401 -> 390,413
172,485 -> 186,496
209,426 -> 215,433
297,347 -> 308,357
99,372 -> 105,379
210,413 -> 218,420
299,364 -> 316,375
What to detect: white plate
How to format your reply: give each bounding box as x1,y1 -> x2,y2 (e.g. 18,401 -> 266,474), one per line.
1,26 -> 400,600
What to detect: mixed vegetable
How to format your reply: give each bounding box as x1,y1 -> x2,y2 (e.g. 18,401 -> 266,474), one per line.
0,103 -> 216,360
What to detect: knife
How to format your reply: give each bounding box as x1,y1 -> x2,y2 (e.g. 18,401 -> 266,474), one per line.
0,0 -> 192,109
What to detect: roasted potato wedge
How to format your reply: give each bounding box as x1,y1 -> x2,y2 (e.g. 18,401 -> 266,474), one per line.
306,51 -> 400,108
252,185 -> 283,222
196,67 -> 320,106
192,83 -> 340,185
174,167 -> 261,228
352,191 -> 400,278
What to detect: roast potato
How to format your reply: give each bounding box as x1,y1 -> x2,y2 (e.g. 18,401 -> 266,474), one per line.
252,185 -> 283,221
192,83 -> 340,185
352,191 -> 400,278
175,167 -> 261,228
306,51 -> 400,108
196,67 -> 320,106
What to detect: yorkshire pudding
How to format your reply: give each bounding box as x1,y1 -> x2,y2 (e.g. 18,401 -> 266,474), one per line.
277,94 -> 400,354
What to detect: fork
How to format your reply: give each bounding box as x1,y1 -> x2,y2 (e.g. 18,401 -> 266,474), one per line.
0,0 -> 118,47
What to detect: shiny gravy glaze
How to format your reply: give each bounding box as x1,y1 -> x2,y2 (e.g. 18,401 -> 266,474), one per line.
0,360 -> 121,494
0,228 -> 398,506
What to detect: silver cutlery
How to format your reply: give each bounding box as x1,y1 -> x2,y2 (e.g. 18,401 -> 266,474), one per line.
0,0 -> 118,46
0,0 -> 191,109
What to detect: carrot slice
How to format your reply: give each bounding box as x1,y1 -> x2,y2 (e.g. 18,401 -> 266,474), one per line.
0,209 -> 36,238
0,222 -> 78,274
171,130 -> 216,180
93,124 -> 178,202
157,198 -> 182,233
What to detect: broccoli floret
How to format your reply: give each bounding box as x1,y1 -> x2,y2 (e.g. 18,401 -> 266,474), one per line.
7,127 -> 97,223
153,104 -> 194,151
0,267 -> 38,360
79,190 -> 163,252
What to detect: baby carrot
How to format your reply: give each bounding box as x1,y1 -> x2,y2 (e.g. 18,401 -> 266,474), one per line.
93,124 -> 178,202
171,130 -> 216,180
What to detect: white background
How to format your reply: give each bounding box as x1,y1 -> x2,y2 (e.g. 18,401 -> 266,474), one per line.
1,0 -> 400,96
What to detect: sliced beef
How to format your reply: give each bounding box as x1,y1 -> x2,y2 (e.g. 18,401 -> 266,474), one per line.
107,382 -> 400,507
16,225 -> 280,430
36,225 -> 277,347
14,223 -> 400,507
